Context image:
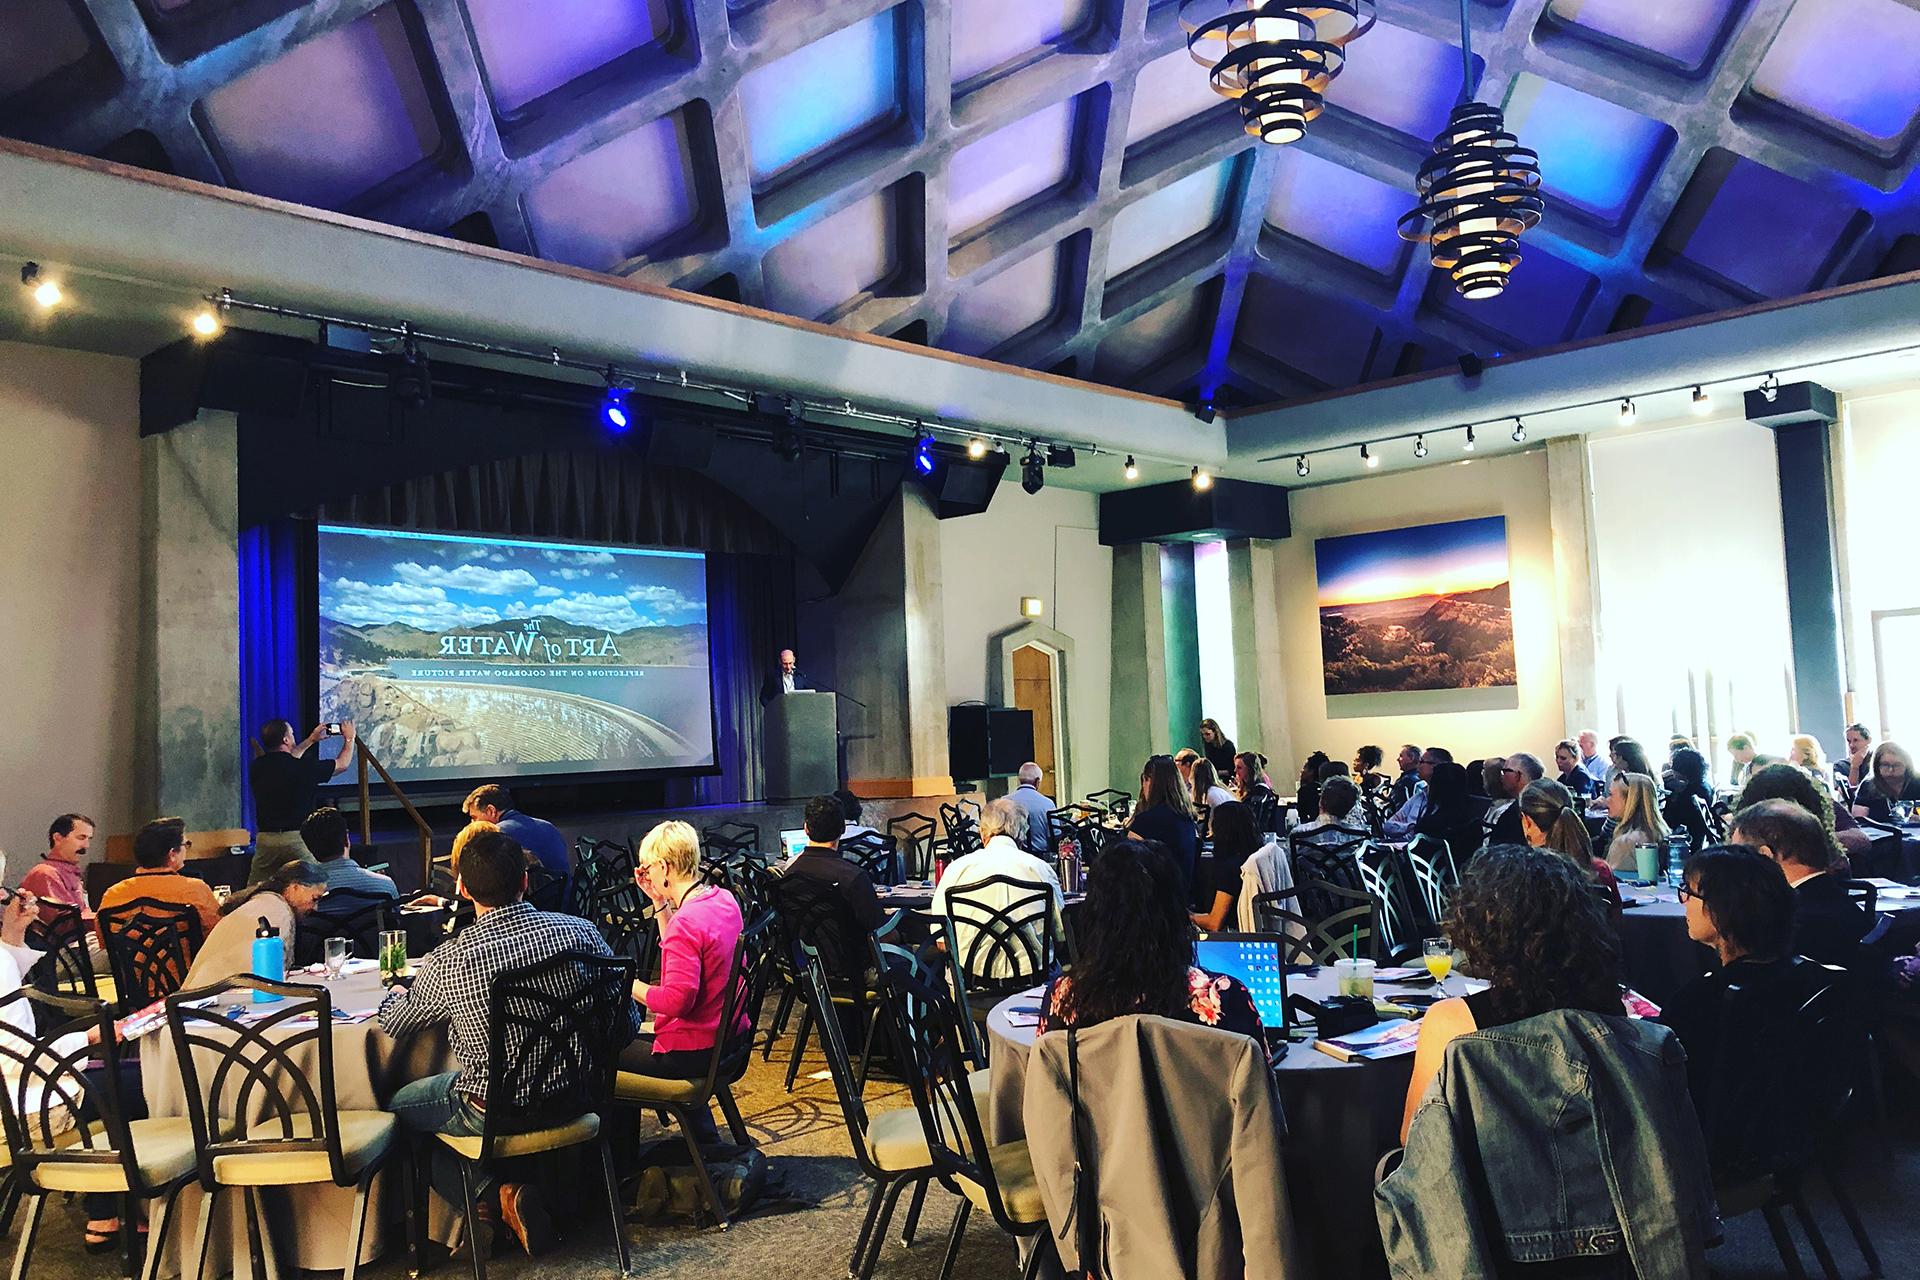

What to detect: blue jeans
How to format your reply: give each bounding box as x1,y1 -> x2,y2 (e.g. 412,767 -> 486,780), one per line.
389,1071 -> 490,1210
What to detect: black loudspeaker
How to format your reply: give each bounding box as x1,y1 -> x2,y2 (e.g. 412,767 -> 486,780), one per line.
917,452 -> 1009,518
140,336 -> 311,436
950,706 -> 991,781
948,705 -> 1035,780
987,708 -> 1034,775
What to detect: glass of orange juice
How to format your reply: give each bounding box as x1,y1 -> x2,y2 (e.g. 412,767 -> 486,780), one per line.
1423,937 -> 1454,994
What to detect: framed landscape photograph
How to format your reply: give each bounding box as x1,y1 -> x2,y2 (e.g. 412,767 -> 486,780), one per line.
1315,515 -> 1518,716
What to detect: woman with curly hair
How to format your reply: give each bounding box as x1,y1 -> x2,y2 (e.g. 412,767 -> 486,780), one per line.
1735,761 -> 1853,871
1401,845 -> 1624,1140
1036,838 -> 1262,1046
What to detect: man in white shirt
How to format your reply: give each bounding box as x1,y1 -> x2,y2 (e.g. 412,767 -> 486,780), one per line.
1007,763 -> 1056,855
1577,731 -> 1608,790
932,797 -> 1064,980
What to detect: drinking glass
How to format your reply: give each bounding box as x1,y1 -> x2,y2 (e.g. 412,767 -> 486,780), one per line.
1423,938 -> 1454,993
211,885 -> 231,905
324,936 -> 350,980
378,929 -> 408,981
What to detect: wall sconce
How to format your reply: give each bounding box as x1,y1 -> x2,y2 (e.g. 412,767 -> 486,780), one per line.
1021,597 -> 1044,619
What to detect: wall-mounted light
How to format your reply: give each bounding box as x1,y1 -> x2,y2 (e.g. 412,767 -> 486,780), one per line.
1020,596 -> 1044,619
1361,443 -> 1378,468
1463,425 -> 1476,452
1413,434 -> 1428,459
1295,455 -> 1310,477
1617,397 -> 1636,427
1191,465 -> 1213,490
20,263 -> 61,310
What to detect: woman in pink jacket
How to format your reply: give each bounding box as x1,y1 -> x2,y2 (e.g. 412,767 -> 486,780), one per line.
623,820 -> 746,1143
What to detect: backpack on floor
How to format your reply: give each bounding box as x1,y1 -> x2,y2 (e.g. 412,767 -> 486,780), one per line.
630,1144 -> 770,1225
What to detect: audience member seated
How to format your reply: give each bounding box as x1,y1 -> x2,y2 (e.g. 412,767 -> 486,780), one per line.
183,859 -> 330,987
1294,751 -> 1331,825
1385,744 -> 1423,814
833,788 -> 878,841
1602,773 -> 1669,872
931,797 -> 1064,978
1787,734 -> 1837,798
1608,736 -> 1655,786
776,795 -> 888,934
1725,731 -> 1760,789
1518,780 -> 1622,917
1354,744 -> 1387,795
1294,776 -> 1363,841
24,813 -> 110,973
97,815 -> 222,939
1037,839 -> 1262,1048
1413,761 -> 1480,863
300,806 -> 398,898
1128,755 -> 1201,906
620,820 -> 745,1145
1553,740 -> 1594,798
379,830 -> 635,1257
1173,748 -> 1201,795
1735,761 -> 1857,870
1198,718 -> 1237,778
1662,748 -> 1720,854
1232,751 -> 1276,807
1193,801 -> 1267,932
1840,723 -> 1873,793
1728,799 -> 1871,971
1191,759 -> 1236,815
1850,741 -> 1920,824
1384,846 -> 1718,1278
1007,761 -> 1056,855
1483,755 -> 1537,847
463,784 -> 571,881
248,719 -> 353,884
1576,730 -> 1608,791
1383,747 -> 1451,839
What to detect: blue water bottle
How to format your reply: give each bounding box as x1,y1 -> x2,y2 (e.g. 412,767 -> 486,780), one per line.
252,916 -> 285,1003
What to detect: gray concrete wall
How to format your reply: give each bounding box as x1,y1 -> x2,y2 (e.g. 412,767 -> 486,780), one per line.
1228,538 -> 1293,775
1108,542 -> 1170,792
1546,437 -> 1603,737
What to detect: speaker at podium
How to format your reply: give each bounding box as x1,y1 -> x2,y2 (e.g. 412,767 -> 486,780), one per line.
764,691 -> 839,800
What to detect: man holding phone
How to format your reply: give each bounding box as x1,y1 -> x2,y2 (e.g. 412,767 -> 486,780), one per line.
247,719 -> 354,886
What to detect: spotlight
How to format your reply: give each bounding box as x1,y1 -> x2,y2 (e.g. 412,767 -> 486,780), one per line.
912,425 -> 935,477
1046,444 -> 1078,469
600,386 -> 631,433
1021,447 -> 1045,495
1414,435 -> 1428,459
1464,425 -> 1476,452
1617,397 -> 1636,427
190,308 -> 221,338
774,397 -> 805,462
1690,385 -> 1711,415
1191,466 -> 1213,490
1295,455 -> 1310,478
1361,443 -> 1378,469
1123,455 -> 1139,482
390,338 -> 432,409
20,263 -> 60,310
1758,372 -> 1780,402
1511,417 -> 1526,443
1193,401 -> 1217,424
967,437 -> 988,460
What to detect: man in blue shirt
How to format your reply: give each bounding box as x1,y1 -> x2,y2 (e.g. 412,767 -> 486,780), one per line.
1007,762 -> 1056,855
1577,730 -> 1609,791
299,807 -> 398,898
463,785 -> 571,880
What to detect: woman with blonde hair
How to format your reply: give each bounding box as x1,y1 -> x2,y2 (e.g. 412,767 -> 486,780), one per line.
448,818 -> 499,877
1602,773 -> 1669,871
1786,734 -> 1836,797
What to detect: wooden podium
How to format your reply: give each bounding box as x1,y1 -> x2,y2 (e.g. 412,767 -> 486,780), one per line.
765,691 -> 838,800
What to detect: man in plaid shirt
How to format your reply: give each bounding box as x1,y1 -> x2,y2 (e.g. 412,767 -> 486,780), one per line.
381,829 -> 637,1255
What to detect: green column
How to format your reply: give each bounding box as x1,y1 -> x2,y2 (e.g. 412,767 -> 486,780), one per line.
1160,544 -> 1202,755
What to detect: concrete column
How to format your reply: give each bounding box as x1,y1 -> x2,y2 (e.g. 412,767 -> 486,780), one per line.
1160,543 -> 1202,752
1108,542 -> 1169,790
835,486 -> 952,796
1545,437 -> 1602,736
1228,539 -> 1292,776
142,411 -> 242,827
1767,422 -> 1847,748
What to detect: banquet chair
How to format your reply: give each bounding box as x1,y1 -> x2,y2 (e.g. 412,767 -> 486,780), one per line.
569,839 -> 635,914
704,852 -> 775,926
1251,882 -> 1381,965
766,873 -> 897,1091
166,975 -> 399,1280
887,813 -> 937,878
842,831 -> 900,886
306,887 -> 399,963
613,912 -> 777,1228
940,877 -> 1063,1012
870,949 -> 1048,1280
701,821 -> 760,861
524,863 -> 567,914
416,950 -> 633,1280
1401,835 -> 1454,926
97,899 -> 204,1012
24,902 -> 98,1024
1084,789 -> 1132,821
1406,832 -> 1462,896
938,803 -> 982,859
0,989 -> 197,1280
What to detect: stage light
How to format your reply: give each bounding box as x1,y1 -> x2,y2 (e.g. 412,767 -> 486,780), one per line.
967,437 -> 988,460
600,386 -> 631,433
1510,417 -> 1526,443
775,397 -> 805,462
1191,466 -> 1213,490
1123,455 -> 1139,481
1690,385 -> 1711,415
1361,443 -> 1378,468
1414,435 -> 1428,459
20,263 -> 60,310
1047,444 -> 1078,469
1295,455 -> 1310,477
1021,447 -> 1045,494
1463,425 -> 1476,452
1617,397 -> 1635,427
190,308 -> 221,338
912,425 -> 936,477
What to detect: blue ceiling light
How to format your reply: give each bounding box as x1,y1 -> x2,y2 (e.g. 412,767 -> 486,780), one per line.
912,424 -> 936,476
599,381 -> 631,433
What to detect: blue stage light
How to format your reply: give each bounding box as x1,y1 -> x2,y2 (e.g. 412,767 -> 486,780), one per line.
912,430 -> 935,476
601,387 -> 631,433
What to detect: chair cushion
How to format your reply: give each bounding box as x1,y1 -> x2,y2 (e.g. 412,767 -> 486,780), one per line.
615,1071 -> 706,1105
212,1111 -> 394,1186
35,1119 -> 198,1194
863,1071 -> 992,1174
956,1139 -> 1046,1225
434,1112 -> 599,1160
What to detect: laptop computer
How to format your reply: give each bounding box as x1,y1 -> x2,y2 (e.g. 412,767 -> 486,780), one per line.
778,829 -> 809,861
1195,932 -> 1291,1045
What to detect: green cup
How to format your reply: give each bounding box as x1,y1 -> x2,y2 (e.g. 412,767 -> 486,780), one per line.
1634,844 -> 1660,885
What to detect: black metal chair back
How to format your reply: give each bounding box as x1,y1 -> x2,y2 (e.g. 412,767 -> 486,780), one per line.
799,941 -> 889,1172
582,878 -> 655,969
475,950 -> 633,1156
1250,789 -> 1282,834
699,913 -> 779,1095
941,875 -> 1060,1000
875,929 -> 985,1067
1699,959 -> 1853,1179
1843,880 -> 1878,917
305,887 -> 395,962
703,851 -> 774,923
841,831 -> 898,886
701,821 -> 760,860
24,902 -> 96,1016
524,863 -> 566,914
887,813 -> 937,878
1251,880 -> 1382,964
166,975 -> 355,1187
769,870 -> 871,982
0,989 -> 152,1191
1085,789 -> 1132,820
1289,825 -> 1371,914
97,898 -> 204,1010
938,802 -> 982,858
569,839 -> 635,913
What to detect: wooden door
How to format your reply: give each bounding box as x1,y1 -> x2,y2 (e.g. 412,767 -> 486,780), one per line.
1012,644 -> 1057,787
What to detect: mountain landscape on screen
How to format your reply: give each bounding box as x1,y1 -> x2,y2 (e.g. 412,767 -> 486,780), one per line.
1315,517 -> 1516,697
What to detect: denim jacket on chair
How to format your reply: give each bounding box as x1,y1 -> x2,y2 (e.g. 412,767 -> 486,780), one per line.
1375,1009 -> 1721,1279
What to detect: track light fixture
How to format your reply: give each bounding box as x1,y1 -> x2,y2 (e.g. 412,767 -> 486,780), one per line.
1123,455 -> 1140,481
1413,434 -> 1428,459
911,424 -> 936,476
775,397 -> 806,462
1295,455 -> 1310,477
1690,386 -> 1711,415
1758,372 -> 1780,402
1510,417 -> 1526,443
599,386 -> 631,433
20,263 -> 61,310
1617,397 -> 1635,427
1021,447 -> 1046,495
1191,465 -> 1213,490
1361,443 -> 1378,468
1464,424 -> 1476,452
190,308 -> 221,338
967,437 -> 988,460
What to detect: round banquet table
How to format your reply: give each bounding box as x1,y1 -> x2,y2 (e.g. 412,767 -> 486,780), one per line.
138,964 -> 454,1278
985,969 -> 1488,1279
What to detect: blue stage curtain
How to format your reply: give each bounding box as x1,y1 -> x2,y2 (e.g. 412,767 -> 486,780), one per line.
664,552 -> 797,807
236,520 -> 301,832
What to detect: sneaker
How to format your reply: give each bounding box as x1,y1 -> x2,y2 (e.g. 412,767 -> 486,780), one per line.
498,1182 -> 557,1256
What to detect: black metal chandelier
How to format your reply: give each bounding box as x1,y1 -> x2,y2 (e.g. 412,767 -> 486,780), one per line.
1180,1 -> 1375,145
1398,0 -> 1542,299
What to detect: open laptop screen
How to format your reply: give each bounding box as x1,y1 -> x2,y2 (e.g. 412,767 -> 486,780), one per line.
1194,933 -> 1289,1030
779,829 -> 808,860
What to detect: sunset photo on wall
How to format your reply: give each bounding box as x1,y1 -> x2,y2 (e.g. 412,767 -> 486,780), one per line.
1315,516 -> 1515,702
